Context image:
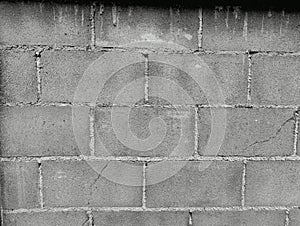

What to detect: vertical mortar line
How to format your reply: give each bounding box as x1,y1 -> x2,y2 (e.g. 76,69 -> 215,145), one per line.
246,51 -> 253,105
35,49 -> 43,103
193,105 -> 199,157
89,106 -> 96,156
87,209 -> 94,226
0,202 -> 3,226
241,160 -> 247,207
90,2 -> 96,49
284,209 -> 290,226
142,162 -> 147,209
144,53 -> 149,103
293,110 -> 299,156
198,8 -> 203,49
37,159 -> 44,208
188,211 -> 193,226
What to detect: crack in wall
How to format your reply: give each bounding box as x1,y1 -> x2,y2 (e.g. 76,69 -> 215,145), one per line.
242,116 -> 294,151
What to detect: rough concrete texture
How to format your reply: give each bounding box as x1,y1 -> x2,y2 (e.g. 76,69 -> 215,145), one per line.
0,1 -> 91,46
93,211 -> 189,226
246,161 -> 300,206
148,54 -> 248,105
95,61 -> 145,106
0,106 -> 89,156
251,55 -> 300,105
0,50 -> 37,104
289,210 -> 300,226
203,7 -> 300,51
42,160 -> 143,207
94,105 -> 195,157
0,161 -> 40,210
198,108 -> 295,156
146,161 -> 243,207
3,212 -> 89,226
193,210 -> 286,226
41,51 -> 103,103
95,5 -> 199,50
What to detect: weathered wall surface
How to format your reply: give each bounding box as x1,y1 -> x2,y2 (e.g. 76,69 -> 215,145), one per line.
0,1 -> 300,226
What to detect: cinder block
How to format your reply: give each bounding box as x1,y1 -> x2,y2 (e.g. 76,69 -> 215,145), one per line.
148,54 -> 248,105
246,161 -> 300,206
3,212 -> 89,226
193,210 -> 286,226
40,51 -> 102,103
94,61 -> 145,106
203,7 -> 300,51
197,108 -> 295,156
94,105 -> 195,157
0,50 -> 37,104
0,1 -> 91,46
0,106 -> 89,156
42,160 -> 143,207
0,161 -> 40,210
251,55 -> 300,106
41,51 -> 146,105
93,211 -> 189,226
146,161 -> 243,207
95,5 -> 199,50
289,210 -> 300,226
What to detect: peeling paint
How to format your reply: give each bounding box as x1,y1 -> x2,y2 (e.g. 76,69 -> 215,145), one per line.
112,5 -> 118,26
99,4 -> 104,16
59,7 -> 63,23
243,12 -> 248,41
268,9 -> 272,18
81,8 -> 84,26
128,6 -> 133,17
53,7 -> 56,21
225,6 -> 229,28
214,7 -> 218,32
170,7 -> 174,36
39,2 -> 43,14
233,6 -> 240,20
74,5 -> 78,26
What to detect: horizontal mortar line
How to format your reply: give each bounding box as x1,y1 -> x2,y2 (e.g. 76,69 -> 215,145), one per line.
1,155 -> 300,162
0,45 -> 90,52
3,206 -> 299,214
1,45 -> 300,56
1,102 -> 299,109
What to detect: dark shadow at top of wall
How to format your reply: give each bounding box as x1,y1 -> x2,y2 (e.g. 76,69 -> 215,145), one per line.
1,0 -> 300,11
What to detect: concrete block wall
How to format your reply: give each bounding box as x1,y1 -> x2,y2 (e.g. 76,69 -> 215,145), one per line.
0,1 -> 300,226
